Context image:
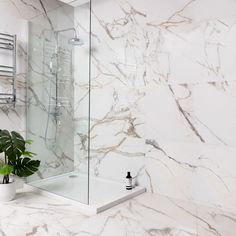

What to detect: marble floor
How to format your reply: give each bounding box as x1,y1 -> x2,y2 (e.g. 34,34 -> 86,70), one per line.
0,190 -> 235,236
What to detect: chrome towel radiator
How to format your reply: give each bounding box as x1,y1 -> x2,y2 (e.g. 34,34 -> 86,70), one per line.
0,32 -> 16,105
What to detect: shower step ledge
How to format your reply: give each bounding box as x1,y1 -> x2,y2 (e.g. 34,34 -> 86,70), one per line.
24,183 -> 146,216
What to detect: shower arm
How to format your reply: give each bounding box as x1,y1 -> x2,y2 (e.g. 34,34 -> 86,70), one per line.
41,28 -> 78,43
55,28 -> 78,38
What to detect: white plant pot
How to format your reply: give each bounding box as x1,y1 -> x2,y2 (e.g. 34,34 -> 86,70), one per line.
14,176 -> 25,190
0,180 -> 16,202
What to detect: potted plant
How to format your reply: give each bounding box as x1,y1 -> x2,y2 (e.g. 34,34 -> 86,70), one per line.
0,130 -> 40,201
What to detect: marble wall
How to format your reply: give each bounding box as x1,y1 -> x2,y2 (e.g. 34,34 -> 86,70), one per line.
88,0 -> 236,212
0,0 -> 73,179
0,0 -> 235,213
0,1 -> 28,134
27,4 -> 77,181
0,0 -> 67,135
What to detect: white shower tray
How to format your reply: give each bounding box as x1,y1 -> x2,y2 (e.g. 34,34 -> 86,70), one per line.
25,172 -> 146,215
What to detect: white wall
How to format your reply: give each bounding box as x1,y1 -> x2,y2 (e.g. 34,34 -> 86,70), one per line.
0,0 -> 73,180
0,0 -> 61,135
85,0 -> 236,212
1,0 -> 236,213
0,1 -> 28,133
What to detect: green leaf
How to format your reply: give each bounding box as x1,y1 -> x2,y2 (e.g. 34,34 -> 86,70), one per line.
0,164 -> 13,175
0,129 -> 3,153
0,130 -> 39,177
11,157 -> 40,177
25,139 -> 33,145
22,151 -> 36,158
0,130 -> 25,161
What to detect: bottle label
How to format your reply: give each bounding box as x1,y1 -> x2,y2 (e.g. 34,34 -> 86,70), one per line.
126,178 -> 132,190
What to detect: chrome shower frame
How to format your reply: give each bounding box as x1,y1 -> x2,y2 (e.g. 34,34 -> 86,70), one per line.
53,27 -> 81,123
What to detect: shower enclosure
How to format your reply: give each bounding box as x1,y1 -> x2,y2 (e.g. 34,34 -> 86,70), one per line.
26,0 -> 145,214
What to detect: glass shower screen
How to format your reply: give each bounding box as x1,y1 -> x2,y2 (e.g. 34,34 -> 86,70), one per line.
26,2 -> 91,205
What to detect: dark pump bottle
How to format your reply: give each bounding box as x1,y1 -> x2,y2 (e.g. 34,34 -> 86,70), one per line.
126,172 -> 132,190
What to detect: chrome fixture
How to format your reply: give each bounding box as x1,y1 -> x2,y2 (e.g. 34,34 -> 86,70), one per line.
0,32 -> 16,105
55,28 -> 84,46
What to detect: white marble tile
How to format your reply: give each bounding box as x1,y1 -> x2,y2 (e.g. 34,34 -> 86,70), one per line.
1,190 -> 235,236
0,0 -> 68,136
26,3 -> 78,181
143,140 -> 236,212
0,190 -> 88,236
196,204 -> 236,236
87,0 -> 236,212
90,0 -> 236,84
1,0 -> 236,219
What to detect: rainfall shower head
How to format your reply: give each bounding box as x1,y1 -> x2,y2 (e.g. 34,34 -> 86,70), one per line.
68,37 -> 84,46
55,28 -> 84,46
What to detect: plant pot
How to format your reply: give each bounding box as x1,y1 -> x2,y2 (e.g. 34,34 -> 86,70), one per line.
0,180 -> 16,202
14,176 -> 26,190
